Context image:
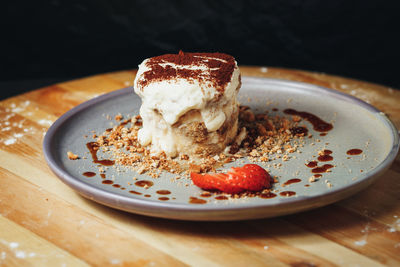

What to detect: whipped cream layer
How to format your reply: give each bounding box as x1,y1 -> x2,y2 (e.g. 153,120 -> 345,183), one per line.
134,52 -> 241,157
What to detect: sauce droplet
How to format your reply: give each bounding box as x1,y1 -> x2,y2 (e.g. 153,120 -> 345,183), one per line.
119,120 -> 129,127
282,178 -> 302,187
320,133 -> 327,136
259,192 -> 277,199
96,159 -> 114,166
112,184 -> 121,188
135,180 -> 154,188
144,194 -> 151,198
86,142 -> 115,166
83,171 -> 96,177
347,149 -> 363,155
102,180 -> 113,185
306,161 -> 318,168
312,164 -> 334,173
215,196 -> 229,200
318,154 -> 333,162
280,191 -> 296,197
200,192 -> 212,198
158,197 -> 169,201
284,109 -> 333,132
189,197 -> 207,204
100,173 -> 106,179
129,190 -> 142,195
290,126 -> 308,136
156,190 -> 171,195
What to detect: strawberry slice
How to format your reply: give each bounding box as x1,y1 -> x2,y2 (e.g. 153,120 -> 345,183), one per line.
190,164 -> 273,194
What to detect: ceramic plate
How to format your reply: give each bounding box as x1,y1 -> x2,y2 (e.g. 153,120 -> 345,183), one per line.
43,77 -> 399,221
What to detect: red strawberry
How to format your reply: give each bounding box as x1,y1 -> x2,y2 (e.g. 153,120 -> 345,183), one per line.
190,164 -> 273,194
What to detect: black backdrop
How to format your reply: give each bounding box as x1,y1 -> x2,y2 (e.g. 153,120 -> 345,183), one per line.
2,0 -> 400,99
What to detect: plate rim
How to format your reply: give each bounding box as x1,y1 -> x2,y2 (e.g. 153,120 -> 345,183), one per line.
43,77 -> 400,220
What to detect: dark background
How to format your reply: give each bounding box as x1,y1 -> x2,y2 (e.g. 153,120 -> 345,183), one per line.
2,0 -> 400,100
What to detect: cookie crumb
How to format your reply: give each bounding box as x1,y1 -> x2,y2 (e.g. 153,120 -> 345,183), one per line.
67,151 -> 79,160
115,114 -> 123,121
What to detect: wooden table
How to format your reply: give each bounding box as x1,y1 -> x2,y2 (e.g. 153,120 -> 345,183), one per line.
0,66 -> 399,266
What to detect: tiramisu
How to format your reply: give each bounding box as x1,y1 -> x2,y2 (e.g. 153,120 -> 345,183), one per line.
134,51 -> 241,158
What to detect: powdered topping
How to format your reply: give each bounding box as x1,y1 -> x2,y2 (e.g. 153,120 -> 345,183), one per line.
137,51 -> 236,93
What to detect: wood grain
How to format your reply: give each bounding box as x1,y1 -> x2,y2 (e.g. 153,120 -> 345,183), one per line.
0,66 -> 399,266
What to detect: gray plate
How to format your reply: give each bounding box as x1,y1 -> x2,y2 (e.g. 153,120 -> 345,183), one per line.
43,77 -> 399,221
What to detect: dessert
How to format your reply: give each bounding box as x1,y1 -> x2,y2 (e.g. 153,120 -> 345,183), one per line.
67,52 -> 342,199
134,51 -> 241,158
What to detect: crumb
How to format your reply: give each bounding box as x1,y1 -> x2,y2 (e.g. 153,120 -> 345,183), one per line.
137,166 -> 146,174
115,114 -> 123,121
67,151 -> 79,160
309,176 -> 318,183
189,164 -> 202,173
291,115 -> 301,122
325,180 -> 333,188
282,154 -> 289,161
180,154 -> 189,160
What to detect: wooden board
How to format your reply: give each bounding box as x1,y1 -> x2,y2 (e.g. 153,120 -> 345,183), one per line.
0,66 -> 399,266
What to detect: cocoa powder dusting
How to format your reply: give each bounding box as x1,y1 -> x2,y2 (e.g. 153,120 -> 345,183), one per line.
138,51 -> 236,93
